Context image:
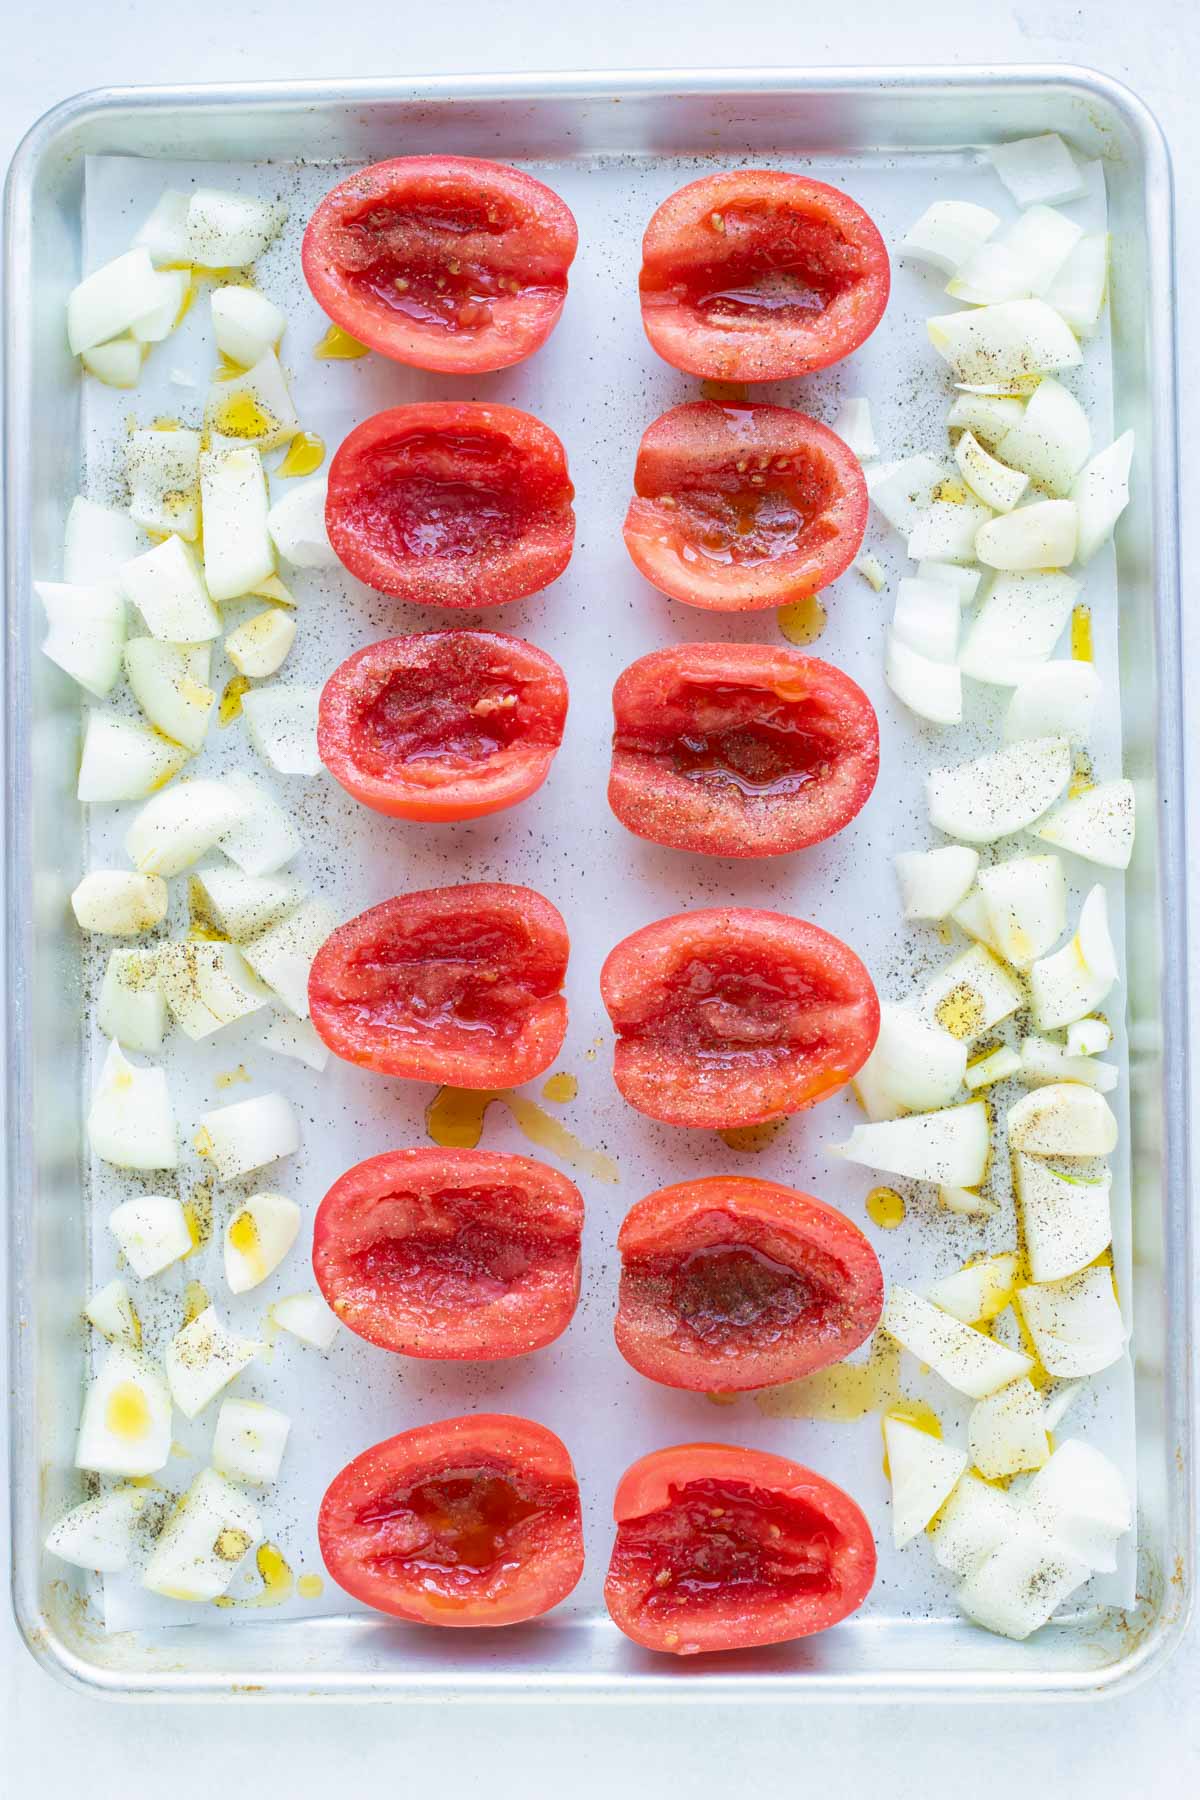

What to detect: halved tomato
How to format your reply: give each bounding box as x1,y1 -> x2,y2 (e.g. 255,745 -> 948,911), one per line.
319,1414 -> 584,1626
615,1176 -> 883,1391
623,402 -> 867,611
308,883 -> 569,1087
324,403 -> 575,607
318,630 -> 568,821
605,1443 -> 876,1654
599,908 -> 879,1129
609,643 -> 878,857
313,1148 -> 584,1359
302,156 -> 578,373
640,170 -> 889,382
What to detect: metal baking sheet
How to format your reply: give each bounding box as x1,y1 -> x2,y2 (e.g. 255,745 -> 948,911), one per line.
4,69 -> 1191,1700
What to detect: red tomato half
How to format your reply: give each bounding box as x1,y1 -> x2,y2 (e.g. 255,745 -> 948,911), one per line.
319,1414 -> 584,1626
615,1176 -> 883,1392
605,1443 -> 876,1655
640,171 -> 890,382
609,643 -> 878,857
623,402 -> 868,611
318,631 -> 568,821
325,404 -> 575,607
313,1148 -> 583,1359
302,156 -> 578,373
599,908 -> 879,1129
308,883 -> 569,1088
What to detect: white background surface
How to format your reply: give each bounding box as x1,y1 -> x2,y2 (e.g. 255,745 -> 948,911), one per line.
2,0 -> 1198,1792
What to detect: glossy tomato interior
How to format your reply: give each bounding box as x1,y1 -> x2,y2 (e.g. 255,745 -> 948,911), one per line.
318,1415 -> 584,1627
623,402 -> 868,611
308,883 -> 570,1088
609,644 -> 878,856
302,156 -> 578,373
600,909 -> 880,1129
318,630 -> 568,821
313,1148 -> 584,1358
615,1177 -> 883,1390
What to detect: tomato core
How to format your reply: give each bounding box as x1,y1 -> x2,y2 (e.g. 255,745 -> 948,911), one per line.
651,450 -> 837,572
347,1208 -> 543,1310
358,671 -> 522,769
647,203 -> 862,330
352,431 -> 528,563
639,951 -> 824,1061
669,1243 -> 818,1348
618,1478 -> 838,1610
360,1467 -> 543,1577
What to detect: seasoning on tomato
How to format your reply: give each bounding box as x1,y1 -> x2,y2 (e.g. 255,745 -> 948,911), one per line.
639,170 -> 889,382
622,402 -> 868,611
313,1148 -> 584,1359
615,1175 -> 883,1392
318,630 -> 569,822
609,643 -> 878,857
319,1414 -> 584,1626
302,155 -> 578,374
324,403 -> 575,607
604,1443 -> 876,1654
308,882 -> 569,1088
599,908 -> 879,1129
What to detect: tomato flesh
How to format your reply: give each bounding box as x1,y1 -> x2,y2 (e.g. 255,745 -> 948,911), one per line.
302,157 -> 577,373
600,908 -> 880,1128
615,1176 -> 883,1390
639,172 -> 890,382
318,631 -> 568,820
623,402 -> 867,611
324,404 -> 575,607
609,645 -> 878,856
313,1148 -> 583,1358
319,1415 -> 584,1626
605,1445 -> 876,1654
308,883 -> 569,1087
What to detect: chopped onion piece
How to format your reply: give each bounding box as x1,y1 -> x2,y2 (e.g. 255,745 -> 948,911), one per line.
266,477 -> 337,568
64,496 -> 143,585
988,134 -> 1087,208
949,205 -> 1081,306
1023,1440 -> 1131,1573
946,391 -> 1025,447
916,560 -> 982,604
1046,232 -> 1109,337
270,1290 -> 340,1351
242,898 -> 338,1017
884,1416 -> 967,1548
892,577 -> 960,661
939,1184 -> 998,1218
85,1277 -> 141,1347
225,607 -> 296,679
212,1398 -> 292,1486
915,942 -> 1024,1043
97,946 -> 166,1053
130,269 -> 189,344
67,248 -> 162,354
951,886 -> 1003,955
853,1003 -> 968,1122
200,447 -> 274,602
929,1471 -> 1019,1577
1067,1017 -> 1112,1057
1030,885 -> 1118,1030
126,779 -> 251,877
1016,1265 -> 1126,1378
108,1192 -> 191,1279
885,633 -> 963,726
76,1347 -> 172,1477
865,455 -> 949,535
196,1092 -> 299,1180
157,940 -> 272,1039
217,771 -> 302,875
126,428 -> 202,540
36,578 -> 126,698
88,1040 -> 177,1170
72,869 -> 168,935
211,286 -> 286,367
927,736 -> 1071,844
165,1307 -> 260,1419
976,498 -> 1077,571
190,867 -> 303,941
1072,432 -> 1134,564
955,1524 -> 1089,1640
829,396 -> 878,459
954,430 -> 1028,513
894,845 -> 979,921
928,301 -> 1082,385
926,1254 -> 1018,1324
1030,779 -> 1134,870
205,348 -> 299,451
1018,1036 -> 1118,1094
125,638 -> 215,752
46,1487 -> 145,1574
1003,661 -> 1100,743
81,338 -> 143,388
224,1193 -> 301,1294
976,854 -> 1067,969
964,1045 -> 1022,1090
1015,1152 -> 1113,1283
833,1102 -> 989,1188
959,573 -> 1079,688
143,1468 -> 262,1602
854,552 -> 887,591
994,377 -> 1091,496
78,711 -> 189,804
907,497 -> 993,564
881,1285 -> 1032,1398
1007,1081 -> 1118,1157
900,200 -> 1000,276
120,535 -> 221,641
969,1379 -> 1050,1479
185,189 -> 285,267
242,684 -> 321,776
132,190 -> 190,266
